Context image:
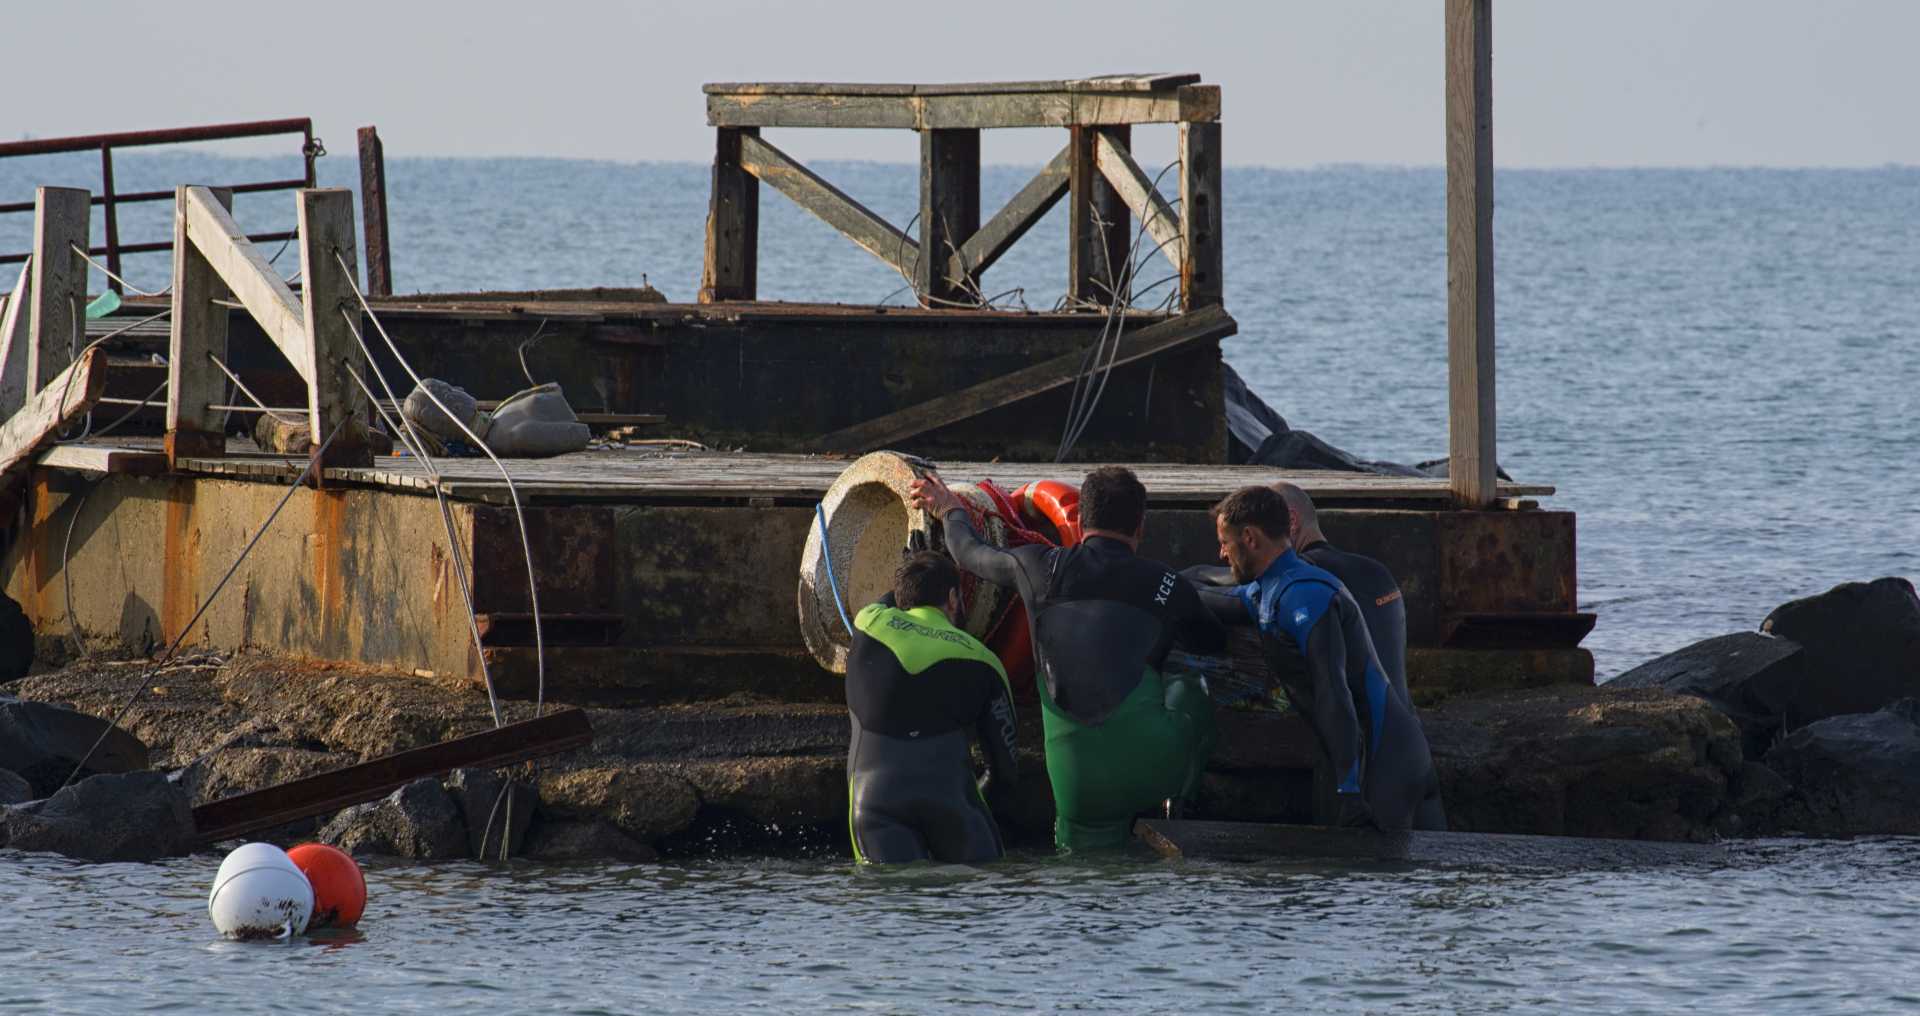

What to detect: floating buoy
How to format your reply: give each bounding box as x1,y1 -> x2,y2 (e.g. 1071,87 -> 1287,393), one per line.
287,843 -> 366,929
208,842 -> 313,941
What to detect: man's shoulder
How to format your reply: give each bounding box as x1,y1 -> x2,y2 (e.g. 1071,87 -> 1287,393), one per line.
1304,544 -> 1398,594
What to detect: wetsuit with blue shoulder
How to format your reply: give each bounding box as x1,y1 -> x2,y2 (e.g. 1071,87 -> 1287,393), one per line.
1201,485 -> 1441,832
912,466 -> 1229,852
845,552 -> 1018,864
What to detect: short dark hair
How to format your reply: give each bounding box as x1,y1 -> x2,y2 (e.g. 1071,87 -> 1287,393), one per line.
1213,485 -> 1290,539
1080,466 -> 1147,534
894,550 -> 960,610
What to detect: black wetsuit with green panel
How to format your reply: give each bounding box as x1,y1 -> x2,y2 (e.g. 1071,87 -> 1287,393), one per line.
942,512 -> 1229,851
846,594 -> 1018,864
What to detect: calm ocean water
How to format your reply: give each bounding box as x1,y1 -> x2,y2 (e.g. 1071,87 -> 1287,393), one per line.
2,151 -> 1917,1013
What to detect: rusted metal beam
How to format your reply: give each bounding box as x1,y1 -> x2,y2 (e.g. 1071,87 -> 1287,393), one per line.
191,708 -> 595,843
0,117 -> 313,159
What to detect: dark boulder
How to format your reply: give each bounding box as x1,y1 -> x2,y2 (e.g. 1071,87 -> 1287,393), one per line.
1763,699 -> 1920,837
0,699 -> 148,797
0,593 -> 33,683
522,819 -> 658,862
446,768 -> 537,860
0,768 -> 31,806
1759,577 -> 1920,722
1609,632 -> 1806,756
319,778 -> 468,859
1,771 -> 195,861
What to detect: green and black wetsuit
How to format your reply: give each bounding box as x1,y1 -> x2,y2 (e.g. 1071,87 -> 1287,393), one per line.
942,513 -> 1229,851
846,594 -> 1018,864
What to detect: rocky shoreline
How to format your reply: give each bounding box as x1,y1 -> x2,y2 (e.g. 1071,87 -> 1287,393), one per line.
2,577 -> 1916,864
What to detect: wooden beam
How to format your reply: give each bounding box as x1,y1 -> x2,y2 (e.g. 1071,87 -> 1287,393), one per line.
0,262 -> 31,418
182,186 -> 310,383
356,126 -> 393,297
950,145 -> 1070,285
167,186 -> 234,464
0,346 -> 107,479
705,84 -> 1221,130
699,127 -> 759,303
191,708 -> 594,844
1446,0 -> 1497,507
297,187 -> 374,468
1179,122 -> 1224,310
814,304 -> 1236,453
1068,127 -> 1131,306
918,128 -> 981,304
738,133 -> 919,278
27,187 -> 90,395
1135,819 -> 1728,866
1094,132 -> 1184,271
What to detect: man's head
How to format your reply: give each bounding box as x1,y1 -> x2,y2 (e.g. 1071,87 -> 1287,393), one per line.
1212,485 -> 1291,582
1270,482 -> 1322,546
1079,465 -> 1148,542
893,550 -> 963,624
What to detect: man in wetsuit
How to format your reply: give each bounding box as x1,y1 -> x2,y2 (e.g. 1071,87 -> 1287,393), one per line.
1202,485 -> 1441,832
1188,482 -> 1444,828
910,466 -> 1228,852
846,551 -> 1019,864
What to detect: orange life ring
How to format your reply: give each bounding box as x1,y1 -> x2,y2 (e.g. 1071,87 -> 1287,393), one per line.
1011,480 -> 1083,546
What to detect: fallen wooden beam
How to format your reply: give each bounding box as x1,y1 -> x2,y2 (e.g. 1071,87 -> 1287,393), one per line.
1136,819 -> 1727,867
0,263 -> 30,417
814,304 -> 1236,453
191,708 -> 594,843
0,346 -> 107,480
737,133 -> 918,277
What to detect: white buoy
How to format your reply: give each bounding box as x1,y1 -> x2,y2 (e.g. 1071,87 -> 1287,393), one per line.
208,842 -> 314,940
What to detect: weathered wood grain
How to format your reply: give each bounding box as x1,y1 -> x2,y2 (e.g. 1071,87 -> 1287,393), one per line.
297,188 -> 373,466
950,145 -> 1070,284
1179,122 -> 1224,310
1095,132 -> 1184,271
918,128 -> 980,303
699,127 -> 759,303
28,187 -> 90,394
1446,0 -> 1497,507
183,186 -> 310,382
738,133 -> 918,277
167,186 -> 234,463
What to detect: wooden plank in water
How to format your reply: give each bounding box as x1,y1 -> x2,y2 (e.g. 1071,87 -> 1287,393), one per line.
814,305 -> 1237,454
1136,819 -> 1726,867
191,708 -> 594,843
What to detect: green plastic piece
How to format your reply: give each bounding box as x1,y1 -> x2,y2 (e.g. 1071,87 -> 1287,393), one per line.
84,290 -> 121,319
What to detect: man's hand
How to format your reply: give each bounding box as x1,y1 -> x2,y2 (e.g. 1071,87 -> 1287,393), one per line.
908,473 -> 967,518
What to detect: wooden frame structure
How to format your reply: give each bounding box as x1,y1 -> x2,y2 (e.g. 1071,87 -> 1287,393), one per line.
700,75 -> 1223,311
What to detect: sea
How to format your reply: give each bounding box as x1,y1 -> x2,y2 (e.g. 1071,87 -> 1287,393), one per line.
1,150 -> 1916,1013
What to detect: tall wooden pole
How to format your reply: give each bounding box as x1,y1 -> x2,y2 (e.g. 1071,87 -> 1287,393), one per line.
918,128 -> 980,305
700,127 -> 759,303
1446,0 -> 1496,507
27,187 -> 90,396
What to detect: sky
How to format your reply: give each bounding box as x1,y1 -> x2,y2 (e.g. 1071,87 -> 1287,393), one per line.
4,0 -> 1917,168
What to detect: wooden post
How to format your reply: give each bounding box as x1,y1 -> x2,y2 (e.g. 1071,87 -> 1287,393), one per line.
917,128 -> 980,305
700,127 -> 759,303
356,126 -> 393,297
1068,126 -> 1131,307
1179,122 -> 1223,311
27,187 -> 90,396
166,186 -> 235,464
0,262 -> 31,419
1446,0 -> 1497,507
296,188 -> 372,468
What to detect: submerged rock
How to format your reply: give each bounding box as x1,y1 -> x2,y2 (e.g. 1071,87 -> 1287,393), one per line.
535,766 -> 700,844
522,819 -> 658,862
446,767 -> 538,859
1,771 -> 194,861
319,778 -> 468,859
1763,699 -> 1920,837
1610,632 -> 1805,756
1759,577 -> 1920,722
0,699 -> 149,797
1423,685 -> 1742,841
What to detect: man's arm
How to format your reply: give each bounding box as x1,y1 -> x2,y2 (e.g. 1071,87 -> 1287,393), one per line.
1291,583 -> 1367,802
1169,575 -> 1231,654
973,670 -> 1019,806
908,473 -> 1026,589
1197,585 -> 1256,627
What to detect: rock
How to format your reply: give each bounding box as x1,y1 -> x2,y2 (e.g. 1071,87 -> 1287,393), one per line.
0,699 -> 149,797
1609,632 -> 1806,756
0,593 -> 33,683
535,766 -> 700,843
173,746 -> 352,807
1762,699 -> 1920,837
319,778 -> 468,859
1720,761 -> 1794,835
673,757 -> 846,828
522,819 -> 658,862
0,768 -> 30,805
446,768 -> 537,859
1,771 -> 194,861
1423,685 -> 1742,841
1760,577 -> 1920,723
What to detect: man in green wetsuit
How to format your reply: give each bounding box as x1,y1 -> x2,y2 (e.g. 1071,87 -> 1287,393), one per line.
845,551 -> 1019,863
911,466 -> 1229,851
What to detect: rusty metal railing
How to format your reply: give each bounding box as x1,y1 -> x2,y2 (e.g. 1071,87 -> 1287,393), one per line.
0,117 -> 322,292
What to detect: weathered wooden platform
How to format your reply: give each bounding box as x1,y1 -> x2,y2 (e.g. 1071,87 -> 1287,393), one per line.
1135,820 -> 1727,868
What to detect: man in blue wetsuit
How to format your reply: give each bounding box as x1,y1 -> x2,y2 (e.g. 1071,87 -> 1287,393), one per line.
845,551 -> 1019,863
1201,485 -> 1442,831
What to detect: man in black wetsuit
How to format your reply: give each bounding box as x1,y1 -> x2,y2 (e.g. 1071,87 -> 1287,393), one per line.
1187,482 -> 1444,828
845,551 -> 1019,864
1200,485 -> 1442,832
910,466 -> 1228,851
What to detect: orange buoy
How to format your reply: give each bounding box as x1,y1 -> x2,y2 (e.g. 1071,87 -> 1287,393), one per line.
287,843 -> 367,929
